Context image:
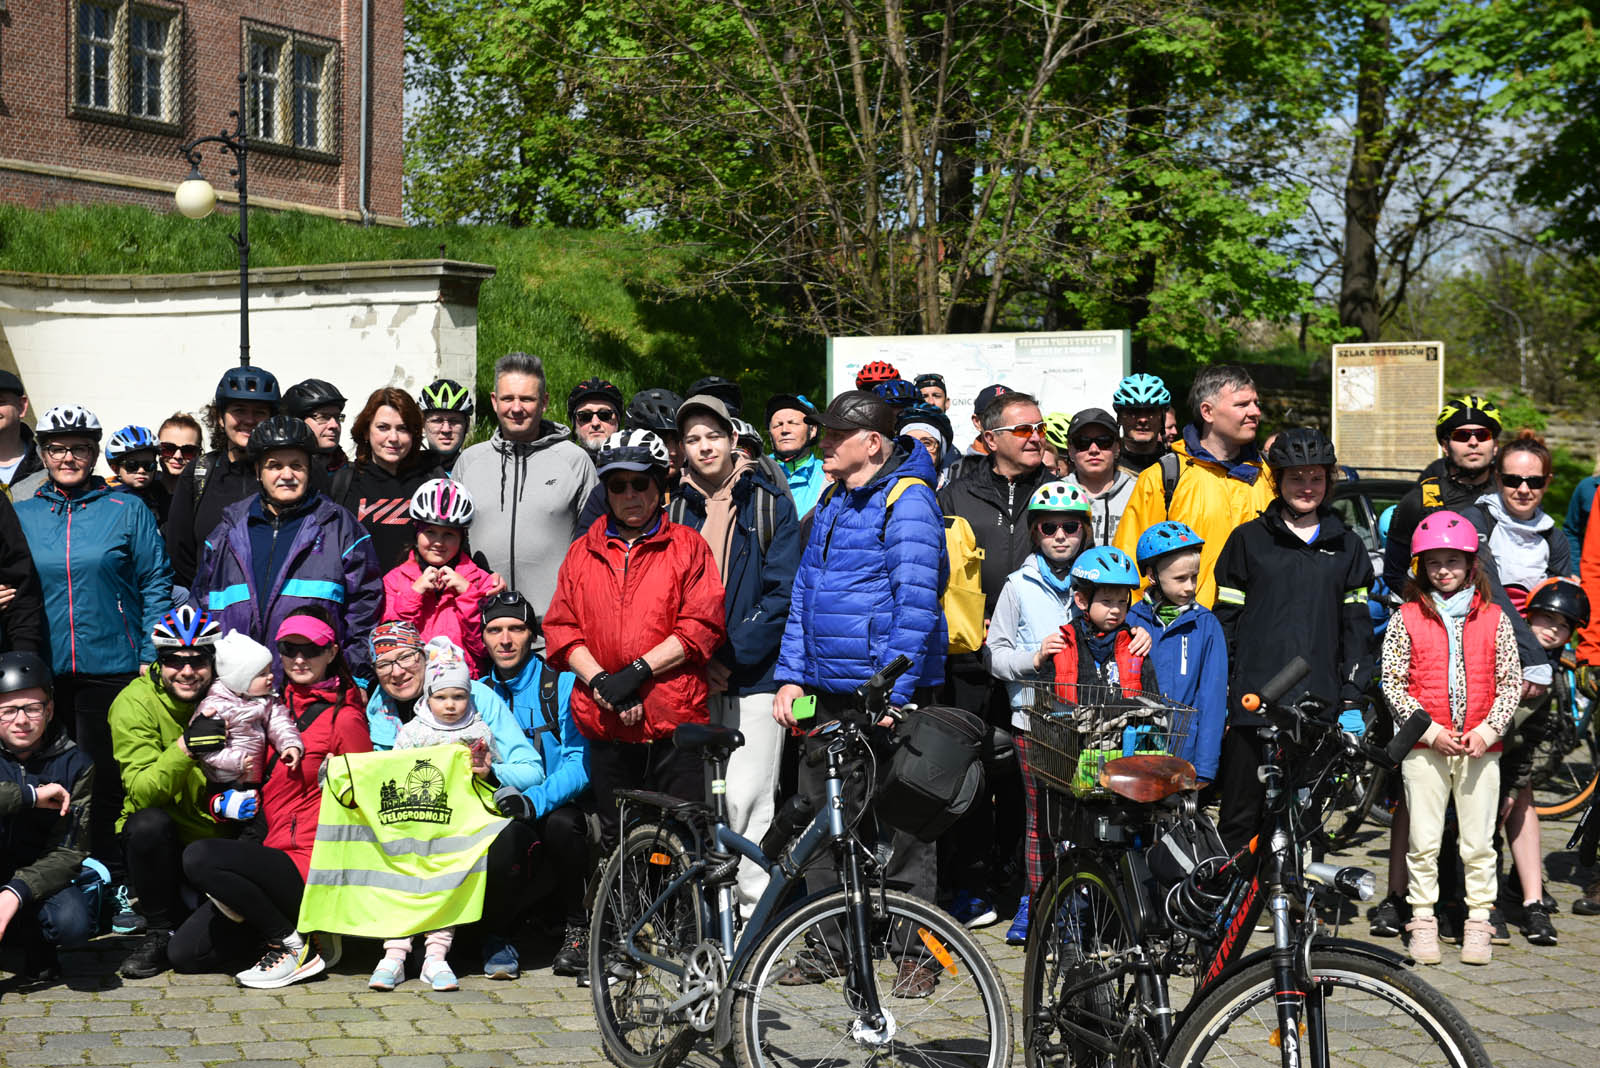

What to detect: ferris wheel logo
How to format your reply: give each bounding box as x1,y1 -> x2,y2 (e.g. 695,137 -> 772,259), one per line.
378,759 -> 454,826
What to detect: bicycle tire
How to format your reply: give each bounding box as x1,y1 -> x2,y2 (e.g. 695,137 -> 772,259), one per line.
1164,948 -> 1491,1068
1532,735 -> 1598,818
589,822 -> 706,1068
731,887 -> 1013,1068
1022,854 -> 1143,1068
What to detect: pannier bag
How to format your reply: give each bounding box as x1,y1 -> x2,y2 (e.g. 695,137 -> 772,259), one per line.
875,704 -> 986,842
1146,808 -> 1227,887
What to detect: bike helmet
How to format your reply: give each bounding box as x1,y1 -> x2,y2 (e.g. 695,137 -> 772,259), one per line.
896,403 -> 954,450
105,425 -> 158,462
409,477 -> 475,528
765,393 -> 817,422
596,428 -> 670,478
282,379 -> 347,419
1527,577 -> 1590,629
566,377 -> 624,417
913,373 -> 946,393
1112,373 -> 1171,409
246,415 -> 316,460
1411,510 -> 1479,556
419,378 -> 474,417
1266,427 -> 1337,470
1070,546 -> 1141,589
1376,504 -> 1397,549
1435,395 -> 1502,440
872,379 -> 919,408
626,388 -> 684,434
1042,412 -> 1075,452
854,361 -> 901,388
34,405 -> 103,442
1027,480 -> 1093,518
1136,521 -> 1204,571
151,606 -> 223,650
731,418 -> 763,453
685,376 -> 744,416
0,651 -> 52,697
214,366 -> 281,409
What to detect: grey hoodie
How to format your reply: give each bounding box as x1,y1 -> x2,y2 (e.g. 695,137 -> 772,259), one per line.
453,420 -> 598,615
1067,468 -> 1136,547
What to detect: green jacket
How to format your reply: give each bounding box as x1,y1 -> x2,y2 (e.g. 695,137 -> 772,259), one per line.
109,671 -> 217,843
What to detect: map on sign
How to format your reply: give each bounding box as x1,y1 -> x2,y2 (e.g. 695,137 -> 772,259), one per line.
1331,341 -> 1444,475
828,331 -> 1130,443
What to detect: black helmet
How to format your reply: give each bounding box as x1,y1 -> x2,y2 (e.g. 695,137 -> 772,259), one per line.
215,366 -> 281,409
1266,427 -> 1336,470
0,651 -> 52,697
247,415 -> 316,460
896,402 -> 954,451
420,378 -> 474,416
566,377 -> 624,417
626,388 -> 684,434
282,379 -> 346,419
1435,395 -> 1503,441
685,376 -> 743,416
1527,577 -> 1590,629
764,393 -> 816,421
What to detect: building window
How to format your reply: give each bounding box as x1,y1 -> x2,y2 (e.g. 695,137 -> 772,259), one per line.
243,23 -> 337,157
71,1 -> 180,126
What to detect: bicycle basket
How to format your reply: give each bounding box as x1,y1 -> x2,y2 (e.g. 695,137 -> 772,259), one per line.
1019,681 -> 1198,800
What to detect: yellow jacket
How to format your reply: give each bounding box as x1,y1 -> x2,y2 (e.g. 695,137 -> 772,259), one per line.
1112,439 -> 1277,607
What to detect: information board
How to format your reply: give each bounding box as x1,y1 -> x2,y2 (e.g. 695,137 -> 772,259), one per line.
1331,341 -> 1444,474
827,331 -> 1130,442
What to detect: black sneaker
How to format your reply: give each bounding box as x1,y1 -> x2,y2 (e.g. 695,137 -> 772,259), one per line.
23,943 -> 62,982
1369,894 -> 1408,938
1523,902 -> 1558,947
120,929 -> 172,980
551,923 -> 587,977
1488,906 -> 1510,946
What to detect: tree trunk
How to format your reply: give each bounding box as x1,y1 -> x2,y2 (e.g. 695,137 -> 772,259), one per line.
1339,10 -> 1392,341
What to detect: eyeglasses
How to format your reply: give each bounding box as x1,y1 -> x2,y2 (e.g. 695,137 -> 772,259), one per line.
1500,473 -> 1547,490
991,422 -> 1046,440
1450,427 -> 1494,444
277,640 -> 330,660
1071,435 -> 1116,451
1036,519 -> 1083,537
375,649 -> 425,674
159,442 -> 201,460
575,407 -> 619,425
0,702 -> 47,722
119,458 -> 158,473
304,411 -> 345,423
43,443 -> 95,461
606,476 -> 653,494
158,652 -> 211,670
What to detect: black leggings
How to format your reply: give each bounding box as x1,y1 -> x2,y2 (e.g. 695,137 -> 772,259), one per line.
168,838 -> 304,974
122,807 -> 187,930
587,737 -> 704,854
534,803 -> 591,927
57,672 -> 134,879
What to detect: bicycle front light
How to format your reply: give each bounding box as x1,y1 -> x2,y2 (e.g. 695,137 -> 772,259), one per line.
1306,862 -> 1377,901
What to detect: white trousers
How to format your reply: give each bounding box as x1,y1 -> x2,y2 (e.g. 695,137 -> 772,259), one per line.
1401,748 -> 1501,918
708,691 -> 785,911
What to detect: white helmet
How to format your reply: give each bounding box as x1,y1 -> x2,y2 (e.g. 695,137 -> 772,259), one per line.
36,405 -> 103,442
595,428 -> 669,477
408,477 -> 475,527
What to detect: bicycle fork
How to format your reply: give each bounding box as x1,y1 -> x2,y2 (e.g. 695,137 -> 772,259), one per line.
827,768 -> 894,1043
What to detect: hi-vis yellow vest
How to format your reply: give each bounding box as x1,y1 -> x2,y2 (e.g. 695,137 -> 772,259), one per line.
297,744 -> 509,938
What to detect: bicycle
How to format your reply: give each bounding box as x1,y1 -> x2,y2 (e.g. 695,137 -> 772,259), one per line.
587,654 -> 1013,1068
1022,658 -> 1492,1068
1530,652 -> 1597,817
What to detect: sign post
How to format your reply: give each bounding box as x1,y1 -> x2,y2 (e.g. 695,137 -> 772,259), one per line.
1330,341 -> 1445,475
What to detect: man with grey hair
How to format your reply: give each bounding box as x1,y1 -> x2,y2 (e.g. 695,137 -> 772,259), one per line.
1113,364 -> 1276,607
453,353 -> 598,614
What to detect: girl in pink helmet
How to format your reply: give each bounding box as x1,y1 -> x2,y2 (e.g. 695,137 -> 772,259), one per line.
1379,509 -> 1521,966
381,479 -> 497,675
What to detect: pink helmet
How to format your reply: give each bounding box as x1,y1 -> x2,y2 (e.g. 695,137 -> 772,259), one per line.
1411,510 -> 1478,556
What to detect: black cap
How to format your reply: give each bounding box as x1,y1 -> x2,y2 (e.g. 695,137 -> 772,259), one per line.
913,373 -> 946,392
0,370 -> 24,397
973,383 -> 1012,416
1068,408 -> 1118,438
481,590 -> 538,634
808,390 -> 895,435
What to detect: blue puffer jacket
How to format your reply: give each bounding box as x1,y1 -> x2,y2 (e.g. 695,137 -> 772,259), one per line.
673,467 -> 802,694
1127,597 -> 1228,781
484,654 -> 590,818
190,493 -> 382,681
16,478 -> 172,676
776,441 -> 947,705
364,679 -> 546,794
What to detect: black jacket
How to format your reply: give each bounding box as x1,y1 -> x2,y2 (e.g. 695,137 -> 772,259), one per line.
1212,503 -> 1375,726
938,458 -> 1049,617
0,725 -> 94,907
0,491 -> 45,655
329,458 -> 448,572
165,450 -> 261,588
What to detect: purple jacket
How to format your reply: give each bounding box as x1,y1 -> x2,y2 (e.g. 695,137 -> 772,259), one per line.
190,493 -> 382,681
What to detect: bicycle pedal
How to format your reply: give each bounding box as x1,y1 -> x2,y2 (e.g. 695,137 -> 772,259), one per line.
633,994 -> 668,1026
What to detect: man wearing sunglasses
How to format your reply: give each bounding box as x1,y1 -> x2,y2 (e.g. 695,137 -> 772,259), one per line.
565,377 -> 624,456
0,370 -> 44,498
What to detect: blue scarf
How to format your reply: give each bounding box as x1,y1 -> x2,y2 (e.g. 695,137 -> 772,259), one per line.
1183,424 -> 1262,485
1035,552 -> 1075,595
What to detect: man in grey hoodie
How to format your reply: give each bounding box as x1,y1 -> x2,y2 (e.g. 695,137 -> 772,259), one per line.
453,353 -> 598,616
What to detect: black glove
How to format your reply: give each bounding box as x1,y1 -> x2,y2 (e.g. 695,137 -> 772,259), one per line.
592,658 -> 652,709
493,785 -> 536,823
184,714 -> 228,756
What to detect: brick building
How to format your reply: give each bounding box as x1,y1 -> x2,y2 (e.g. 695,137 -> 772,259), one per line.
0,1 -> 403,223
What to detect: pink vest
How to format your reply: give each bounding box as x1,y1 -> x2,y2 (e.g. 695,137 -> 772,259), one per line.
1398,595 -> 1503,750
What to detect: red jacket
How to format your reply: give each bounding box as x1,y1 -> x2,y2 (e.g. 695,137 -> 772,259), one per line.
1397,595 -> 1504,751
1052,620 -> 1150,704
381,553 -> 497,674
544,514 -> 726,743
261,679 -> 373,878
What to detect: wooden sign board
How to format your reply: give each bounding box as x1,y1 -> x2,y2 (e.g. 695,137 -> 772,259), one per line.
1331,341 -> 1444,475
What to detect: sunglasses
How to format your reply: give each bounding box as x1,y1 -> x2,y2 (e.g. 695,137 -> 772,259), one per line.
119,458 -> 158,473
575,407 -> 619,425
1500,473 -> 1547,490
1071,435 -> 1116,451
277,639 -> 330,660
991,422 -> 1046,440
159,442 -> 201,460
1450,427 -> 1494,444
158,652 -> 211,669
1036,518 -> 1083,537
605,475 -> 653,494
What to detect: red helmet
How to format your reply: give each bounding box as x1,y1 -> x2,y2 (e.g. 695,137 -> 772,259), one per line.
854,360 -> 901,388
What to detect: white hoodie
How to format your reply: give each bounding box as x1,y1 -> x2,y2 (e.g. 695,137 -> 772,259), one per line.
1477,491 -> 1560,591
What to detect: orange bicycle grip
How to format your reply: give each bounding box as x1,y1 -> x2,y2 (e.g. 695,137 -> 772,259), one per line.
1240,693 -> 1261,713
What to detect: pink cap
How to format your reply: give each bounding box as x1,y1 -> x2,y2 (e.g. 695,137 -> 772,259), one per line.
275,614 -> 337,646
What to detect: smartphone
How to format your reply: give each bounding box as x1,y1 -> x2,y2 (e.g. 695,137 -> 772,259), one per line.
792,694 -> 817,722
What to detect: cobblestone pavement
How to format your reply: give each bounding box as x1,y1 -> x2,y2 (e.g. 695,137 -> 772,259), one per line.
4,818 -> 1599,1067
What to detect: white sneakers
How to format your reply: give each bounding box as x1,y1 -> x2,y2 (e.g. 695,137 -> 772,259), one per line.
234,932 -> 339,989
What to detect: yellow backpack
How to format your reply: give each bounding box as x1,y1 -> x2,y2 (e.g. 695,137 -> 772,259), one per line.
884,479 -> 985,655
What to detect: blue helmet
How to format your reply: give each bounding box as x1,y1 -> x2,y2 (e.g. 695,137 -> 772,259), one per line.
106,425 -> 158,463
1376,505 -> 1397,548
1070,546 -> 1141,590
151,605 -> 222,650
873,379 -> 919,408
1135,521 -> 1204,571
1112,373 -> 1170,408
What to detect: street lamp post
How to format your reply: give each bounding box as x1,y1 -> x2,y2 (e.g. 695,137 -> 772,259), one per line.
175,73 -> 252,367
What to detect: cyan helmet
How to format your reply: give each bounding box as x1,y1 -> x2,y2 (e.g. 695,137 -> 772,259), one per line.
1042,412 -> 1075,452
1135,521 -> 1204,571
1070,546 -> 1141,589
106,425 -> 158,462
1028,480 -> 1093,517
1376,504 -> 1397,548
1112,373 -> 1170,409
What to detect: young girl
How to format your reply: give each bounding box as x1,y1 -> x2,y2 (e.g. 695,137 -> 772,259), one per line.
383,478 -> 497,673
368,637 -> 504,993
1381,510 -> 1521,966
186,630 -> 304,821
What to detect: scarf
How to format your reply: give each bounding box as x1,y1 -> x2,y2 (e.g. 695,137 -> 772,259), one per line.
1477,491 -> 1554,591
686,456 -> 755,582
1430,586 -> 1476,711
1182,424 -> 1262,485
1035,551 -> 1075,595
1077,615 -> 1120,666
1144,590 -> 1184,626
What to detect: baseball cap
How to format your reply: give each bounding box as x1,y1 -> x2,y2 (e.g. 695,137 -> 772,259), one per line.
973,384 -> 1012,417
1069,408 -> 1119,438
676,394 -> 735,435
807,390 -> 895,436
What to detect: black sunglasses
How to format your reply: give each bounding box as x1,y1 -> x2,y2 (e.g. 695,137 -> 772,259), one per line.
1036,518 -> 1084,537
1500,473 -> 1547,490
277,639 -> 330,660
1070,435 -> 1116,451
158,651 -> 212,669
575,407 -> 619,425
119,458 -> 158,473
605,475 -> 653,494
159,442 -> 201,459
1450,427 -> 1494,444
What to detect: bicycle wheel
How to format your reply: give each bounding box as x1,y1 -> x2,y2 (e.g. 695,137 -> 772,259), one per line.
589,822 -> 706,1068
732,887 -> 1012,1068
1023,855 -> 1144,1068
1164,948 -> 1491,1068
1531,682 -> 1597,817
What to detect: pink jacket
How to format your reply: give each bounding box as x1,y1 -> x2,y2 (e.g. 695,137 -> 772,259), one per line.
190,682 -> 302,787
381,553 -> 496,674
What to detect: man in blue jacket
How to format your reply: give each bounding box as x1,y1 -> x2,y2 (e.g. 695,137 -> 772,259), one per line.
773,389 -> 948,997
477,593 -> 595,985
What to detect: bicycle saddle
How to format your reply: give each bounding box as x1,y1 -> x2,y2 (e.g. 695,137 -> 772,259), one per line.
673,722 -> 746,756
1098,754 -> 1197,803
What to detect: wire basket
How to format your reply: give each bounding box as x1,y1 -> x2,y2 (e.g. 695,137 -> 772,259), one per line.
1020,681 -> 1199,800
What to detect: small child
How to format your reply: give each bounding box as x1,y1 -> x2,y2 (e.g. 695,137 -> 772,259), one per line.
1381,510 -> 1521,966
1051,546 -> 1160,703
383,478 -> 497,674
1127,521 -> 1227,785
185,631 -> 303,821
369,637 -> 498,993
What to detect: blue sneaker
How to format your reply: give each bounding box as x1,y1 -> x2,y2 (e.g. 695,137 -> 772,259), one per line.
1006,897 -> 1030,945
110,884 -> 146,935
482,934 -> 520,980
949,889 -> 998,929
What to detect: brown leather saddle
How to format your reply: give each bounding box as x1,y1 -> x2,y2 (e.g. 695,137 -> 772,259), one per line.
1098,754 -> 1198,803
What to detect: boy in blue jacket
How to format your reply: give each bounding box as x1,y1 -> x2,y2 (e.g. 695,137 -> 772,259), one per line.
1128,522 -> 1227,784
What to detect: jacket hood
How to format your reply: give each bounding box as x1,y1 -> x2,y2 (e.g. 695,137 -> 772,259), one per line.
865,437 -> 938,493
1178,427 -> 1263,484
32,475 -> 119,506
1129,595 -> 1203,634
1260,499 -> 1352,545
677,462 -> 785,509
492,419 -> 573,454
